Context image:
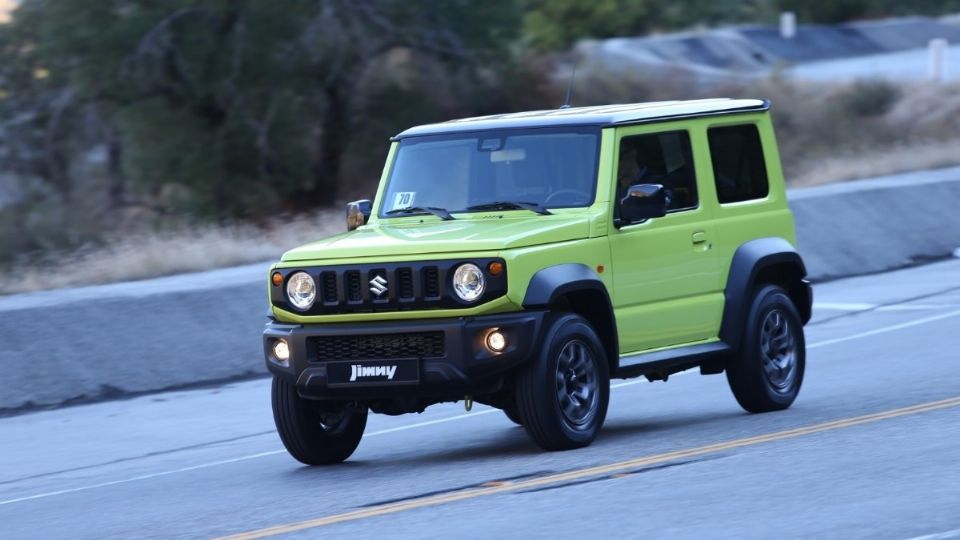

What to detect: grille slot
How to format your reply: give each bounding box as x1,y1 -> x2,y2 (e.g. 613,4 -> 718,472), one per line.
321,271 -> 338,303
312,332 -> 445,362
423,267 -> 440,299
345,270 -> 362,302
397,268 -> 414,300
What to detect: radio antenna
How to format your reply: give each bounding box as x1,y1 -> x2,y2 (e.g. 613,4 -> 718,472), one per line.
560,62 -> 577,109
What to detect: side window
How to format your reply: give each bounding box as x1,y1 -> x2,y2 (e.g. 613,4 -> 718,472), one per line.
617,131 -> 697,212
708,124 -> 769,204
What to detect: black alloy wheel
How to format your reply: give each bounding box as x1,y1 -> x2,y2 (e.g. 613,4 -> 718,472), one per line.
726,284 -> 806,413
515,313 -> 610,450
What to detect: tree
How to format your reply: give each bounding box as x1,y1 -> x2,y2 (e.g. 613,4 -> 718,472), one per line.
521,0 -> 656,51
2,0 -> 522,223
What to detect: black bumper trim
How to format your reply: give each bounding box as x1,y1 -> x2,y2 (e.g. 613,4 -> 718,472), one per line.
263,311 -> 545,400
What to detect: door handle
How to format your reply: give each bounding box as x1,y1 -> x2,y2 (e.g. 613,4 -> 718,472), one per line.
692,231 -> 707,244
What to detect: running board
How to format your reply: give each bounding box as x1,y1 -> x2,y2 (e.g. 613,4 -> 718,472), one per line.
614,342 -> 732,380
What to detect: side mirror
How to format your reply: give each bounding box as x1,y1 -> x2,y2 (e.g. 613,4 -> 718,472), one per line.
619,184 -> 667,226
346,199 -> 372,231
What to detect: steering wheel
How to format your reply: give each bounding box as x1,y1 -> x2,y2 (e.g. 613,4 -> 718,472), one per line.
545,189 -> 591,206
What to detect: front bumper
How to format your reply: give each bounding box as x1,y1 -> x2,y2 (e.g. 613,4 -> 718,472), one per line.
263,311 -> 546,400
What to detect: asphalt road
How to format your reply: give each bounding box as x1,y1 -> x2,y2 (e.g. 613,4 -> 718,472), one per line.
2,259 -> 960,539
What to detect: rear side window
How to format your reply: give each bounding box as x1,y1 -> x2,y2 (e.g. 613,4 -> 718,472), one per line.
708,124 -> 769,204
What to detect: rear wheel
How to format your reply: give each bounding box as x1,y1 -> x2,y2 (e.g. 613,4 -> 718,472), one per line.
515,313 -> 610,450
271,376 -> 367,465
726,285 -> 806,413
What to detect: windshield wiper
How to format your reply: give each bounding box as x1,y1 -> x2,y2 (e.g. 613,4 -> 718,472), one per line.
384,206 -> 454,220
465,201 -> 552,215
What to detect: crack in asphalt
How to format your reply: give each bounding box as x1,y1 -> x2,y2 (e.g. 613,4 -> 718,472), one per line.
515,457 -> 720,494
357,470 -> 554,508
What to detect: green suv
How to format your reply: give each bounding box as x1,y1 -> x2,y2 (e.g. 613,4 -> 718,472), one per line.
263,99 -> 812,465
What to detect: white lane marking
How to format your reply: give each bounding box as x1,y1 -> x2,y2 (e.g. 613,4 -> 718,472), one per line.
906,528 -> 960,540
364,409 -> 498,437
808,309 -> 960,349
0,450 -> 286,506
0,377 -> 676,506
4,309 -> 960,506
878,305 -> 960,311
816,302 -> 960,312
816,302 -> 875,311
0,409 -> 520,507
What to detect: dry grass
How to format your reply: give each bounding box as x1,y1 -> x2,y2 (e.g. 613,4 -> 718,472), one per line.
0,209 -> 343,295
790,138 -> 960,186
6,77 -> 960,296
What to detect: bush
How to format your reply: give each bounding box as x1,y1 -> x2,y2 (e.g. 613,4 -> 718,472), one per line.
840,80 -> 902,117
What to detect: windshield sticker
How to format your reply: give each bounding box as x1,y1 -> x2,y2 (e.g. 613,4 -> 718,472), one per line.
490,148 -> 526,163
393,192 -> 415,209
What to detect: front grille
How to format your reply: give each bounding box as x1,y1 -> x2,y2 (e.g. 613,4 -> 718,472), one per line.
312,332 -> 445,362
271,258 -> 506,315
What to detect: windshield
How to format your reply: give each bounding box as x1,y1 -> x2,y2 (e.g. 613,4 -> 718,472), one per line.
379,127 -> 600,218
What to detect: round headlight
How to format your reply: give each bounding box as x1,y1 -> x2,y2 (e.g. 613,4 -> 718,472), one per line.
286,271 -> 316,310
453,263 -> 485,302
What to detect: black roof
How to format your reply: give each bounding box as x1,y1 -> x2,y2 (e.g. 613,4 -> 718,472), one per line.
394,98 -> 769,139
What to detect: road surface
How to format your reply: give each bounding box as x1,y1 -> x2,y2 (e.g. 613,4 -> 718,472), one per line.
2,259 -> 960,539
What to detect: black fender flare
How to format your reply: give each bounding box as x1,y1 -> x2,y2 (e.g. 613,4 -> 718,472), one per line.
720,238 -> 809,350
522,263 -> 619,368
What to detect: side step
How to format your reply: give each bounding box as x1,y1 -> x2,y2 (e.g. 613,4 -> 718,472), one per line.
614,341 -> 732,381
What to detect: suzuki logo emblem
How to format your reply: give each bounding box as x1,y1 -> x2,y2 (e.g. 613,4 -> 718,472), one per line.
369,274 -> 388,297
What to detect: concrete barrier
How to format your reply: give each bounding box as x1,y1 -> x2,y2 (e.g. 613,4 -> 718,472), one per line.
0,264 -> 269,411
2,166 -> 960,411
789,166 -> 960,279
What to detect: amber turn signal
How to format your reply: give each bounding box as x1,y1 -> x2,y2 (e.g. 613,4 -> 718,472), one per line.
271,272 -> 283,286
488,262 -> 504,276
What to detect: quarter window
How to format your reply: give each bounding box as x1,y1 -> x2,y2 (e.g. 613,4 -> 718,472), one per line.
708,124 -> 769,203
617,131 -> 697,212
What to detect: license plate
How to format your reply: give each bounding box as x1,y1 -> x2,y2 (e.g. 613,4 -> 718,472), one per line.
326,358 -> 420,387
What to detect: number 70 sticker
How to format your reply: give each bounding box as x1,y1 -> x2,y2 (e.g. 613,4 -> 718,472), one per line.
393,192 -> 415,209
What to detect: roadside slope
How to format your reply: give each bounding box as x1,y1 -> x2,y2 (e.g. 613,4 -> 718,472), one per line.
2,166 -> 959,411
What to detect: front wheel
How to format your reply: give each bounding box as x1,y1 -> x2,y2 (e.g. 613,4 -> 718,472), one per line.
515,313 -> 610,450
502,402 -> 523,426
726,285 -> 806,413
272,377 -> 368,465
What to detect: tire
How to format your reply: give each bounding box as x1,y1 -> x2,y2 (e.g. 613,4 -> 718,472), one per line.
515,313 -> 610,450
726,285 -> 806,413
502,403 -> 523,426
271,376 -> 368,465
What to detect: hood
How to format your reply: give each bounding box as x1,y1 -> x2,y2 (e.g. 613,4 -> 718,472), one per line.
281,214 -> 591,262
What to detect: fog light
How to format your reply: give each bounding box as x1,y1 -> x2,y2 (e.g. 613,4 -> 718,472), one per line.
486,330 -> 507,352
272,339 -> 290,364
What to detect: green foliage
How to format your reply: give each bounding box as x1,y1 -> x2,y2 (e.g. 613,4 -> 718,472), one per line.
2,0 -> 960,263
775,0 -> 960,23
522,0 -> 655,51
0,0 -> 524,259
520,0 -> 776,50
